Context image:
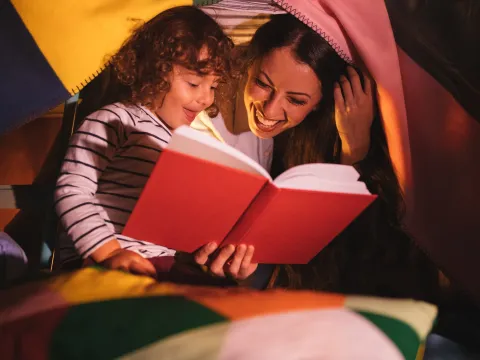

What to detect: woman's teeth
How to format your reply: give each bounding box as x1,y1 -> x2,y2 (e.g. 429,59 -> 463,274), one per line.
256,110 -> 279,127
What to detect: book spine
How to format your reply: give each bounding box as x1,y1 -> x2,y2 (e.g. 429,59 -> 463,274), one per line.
221,183 -> 278,246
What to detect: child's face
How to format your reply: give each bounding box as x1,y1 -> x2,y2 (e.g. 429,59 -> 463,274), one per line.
155,63 -> 219,129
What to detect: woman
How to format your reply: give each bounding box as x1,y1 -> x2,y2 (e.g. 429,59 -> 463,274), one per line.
193,14 -> 441,301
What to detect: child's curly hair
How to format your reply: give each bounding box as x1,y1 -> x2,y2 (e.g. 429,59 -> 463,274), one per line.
110,6 -> 234,117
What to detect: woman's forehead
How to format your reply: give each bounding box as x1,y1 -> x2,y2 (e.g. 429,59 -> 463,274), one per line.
256,48 -> 321,92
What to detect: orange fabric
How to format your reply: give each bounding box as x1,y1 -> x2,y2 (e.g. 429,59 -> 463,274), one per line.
189,290 -> 345,320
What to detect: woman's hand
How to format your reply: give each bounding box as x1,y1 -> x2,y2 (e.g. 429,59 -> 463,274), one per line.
101,248 -> 157,278
334,66 -> 374,165
194,242 -> 258,281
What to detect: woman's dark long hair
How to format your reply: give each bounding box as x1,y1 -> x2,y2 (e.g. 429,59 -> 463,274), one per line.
247,15 -> 441,301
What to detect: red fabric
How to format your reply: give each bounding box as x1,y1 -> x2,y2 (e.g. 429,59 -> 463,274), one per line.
149,255 -> 175,274
0,307 -> 69,360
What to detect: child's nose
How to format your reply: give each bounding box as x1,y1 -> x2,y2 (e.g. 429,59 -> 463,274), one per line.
197,87 -> 214,108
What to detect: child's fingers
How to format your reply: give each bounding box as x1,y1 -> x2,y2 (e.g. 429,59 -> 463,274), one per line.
239,245 -> 256,280
339,75 -> 354,108
334,83 -> 346,113
347,67 -> 363,97
209,244 -> 235,277
194,242 -> 218,265
228,244 -> 247,277
130,258 -> 157,278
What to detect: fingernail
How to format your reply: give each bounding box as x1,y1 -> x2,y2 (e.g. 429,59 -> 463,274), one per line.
209,242 -> 217,250
238,244 -> 246,251
228,244 -> 235,251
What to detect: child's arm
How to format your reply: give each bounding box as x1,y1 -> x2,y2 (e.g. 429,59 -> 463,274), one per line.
55,107 -> 127,261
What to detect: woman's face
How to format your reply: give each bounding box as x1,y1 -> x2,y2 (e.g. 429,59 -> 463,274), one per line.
244,47 -> 322,139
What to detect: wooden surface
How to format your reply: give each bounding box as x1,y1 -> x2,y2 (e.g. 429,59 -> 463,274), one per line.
0,117 -> 62,185
0,109 -> 63,230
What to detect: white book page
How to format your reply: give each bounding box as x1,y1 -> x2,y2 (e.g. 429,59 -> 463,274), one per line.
273,163 -> 371,195
169,126 -> 272,180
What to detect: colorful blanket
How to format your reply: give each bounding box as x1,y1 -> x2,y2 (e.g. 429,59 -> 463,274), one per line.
1,267 -> 436,359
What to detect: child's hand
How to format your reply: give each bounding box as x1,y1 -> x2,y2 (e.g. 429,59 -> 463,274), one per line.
194,242 -> 258,281
334,66 -> 374,165
101,248 -> 157,278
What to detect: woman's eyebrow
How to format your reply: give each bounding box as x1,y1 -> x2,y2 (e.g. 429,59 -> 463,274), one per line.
286,91 -> 311,98
260,70 -> 311,98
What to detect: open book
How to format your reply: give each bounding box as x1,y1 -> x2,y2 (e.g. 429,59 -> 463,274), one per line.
123,126 -> 376,264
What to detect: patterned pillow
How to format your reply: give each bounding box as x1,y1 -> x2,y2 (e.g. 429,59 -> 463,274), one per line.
0,267 -> 436,360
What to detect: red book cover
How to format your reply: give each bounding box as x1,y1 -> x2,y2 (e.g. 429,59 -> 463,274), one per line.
222,183 -> 376,264
123,149 -> 267,252
123,126 -> 377,264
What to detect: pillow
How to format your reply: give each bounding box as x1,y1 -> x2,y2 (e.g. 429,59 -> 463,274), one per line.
0,232 -> 27,285
0,267 -> 436,360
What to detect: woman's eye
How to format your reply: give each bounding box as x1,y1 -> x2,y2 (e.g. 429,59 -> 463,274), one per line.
255,78 -> 269,89
288,97 -> 307,106
188,82 -> 199,88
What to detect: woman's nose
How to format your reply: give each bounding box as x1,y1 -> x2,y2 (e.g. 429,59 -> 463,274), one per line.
262,94 -> 284,120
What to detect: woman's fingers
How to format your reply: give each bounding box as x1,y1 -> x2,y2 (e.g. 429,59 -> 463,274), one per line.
209,244 -> 235,277
363,73 -> 373,96
239,245 -> 257,280
339,75 -> 354,108
347,66 -> 363,98
228,244 -> 247,277
194,242 -> 218,265
334,82 -> 346,113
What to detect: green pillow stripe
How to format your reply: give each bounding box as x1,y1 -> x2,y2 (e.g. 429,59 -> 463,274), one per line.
357,311 -> 420,360
50,296 -> 226,360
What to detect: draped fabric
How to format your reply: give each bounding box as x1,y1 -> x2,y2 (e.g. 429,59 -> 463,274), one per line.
0,0 -> 192,134
278,0 -> 480,303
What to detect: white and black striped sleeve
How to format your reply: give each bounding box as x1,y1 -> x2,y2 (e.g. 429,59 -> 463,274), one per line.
54,107 -> 127,258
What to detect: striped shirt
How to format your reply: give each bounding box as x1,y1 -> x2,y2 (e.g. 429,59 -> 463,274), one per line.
201,0 -> 285,45
55,103 -> 176,259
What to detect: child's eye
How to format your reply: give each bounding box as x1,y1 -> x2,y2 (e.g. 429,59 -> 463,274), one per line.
288,97 -> 307,106
255,78 -> 269,89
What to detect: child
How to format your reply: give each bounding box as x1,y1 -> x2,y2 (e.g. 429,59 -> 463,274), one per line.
55,6 -> 238,278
